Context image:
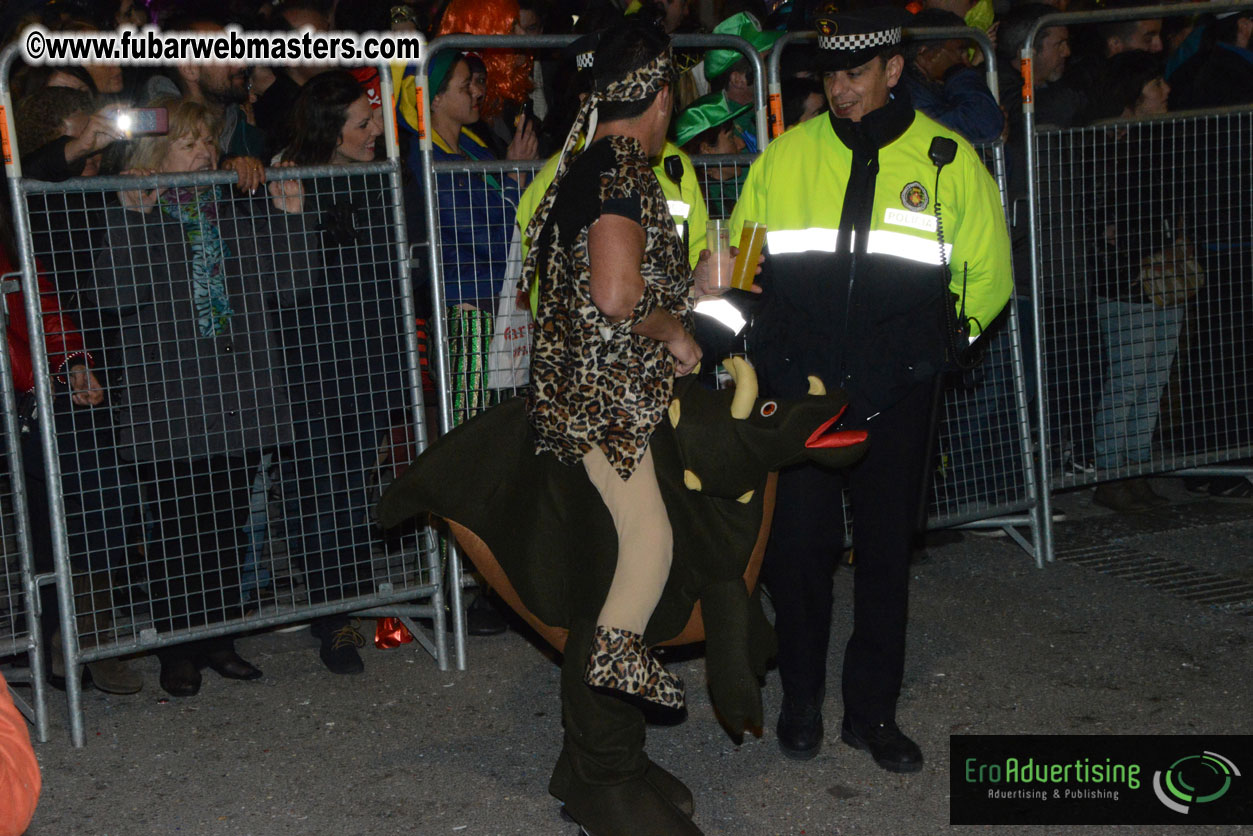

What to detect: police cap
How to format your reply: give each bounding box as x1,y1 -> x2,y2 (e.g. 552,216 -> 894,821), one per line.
812,3 -> 909,72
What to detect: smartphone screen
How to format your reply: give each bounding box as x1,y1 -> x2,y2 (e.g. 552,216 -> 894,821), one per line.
115,108 -> 169,137
516,100 -> 535,130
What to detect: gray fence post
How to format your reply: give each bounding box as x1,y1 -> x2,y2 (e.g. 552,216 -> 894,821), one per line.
0,272 -> 50,743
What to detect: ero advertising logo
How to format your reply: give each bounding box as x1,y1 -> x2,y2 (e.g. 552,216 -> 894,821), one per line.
951,735 -> 1252,825
1153,751 -> 1241,814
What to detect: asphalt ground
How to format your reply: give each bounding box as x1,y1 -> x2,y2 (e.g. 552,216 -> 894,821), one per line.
14,478 -> 1253,836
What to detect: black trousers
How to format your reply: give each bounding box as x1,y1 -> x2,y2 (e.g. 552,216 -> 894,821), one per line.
22,399 -> 141,575
139,454 -> 260,634
22,398 -> 142,647
762,379 -> 938,725
282,407 -> 392,606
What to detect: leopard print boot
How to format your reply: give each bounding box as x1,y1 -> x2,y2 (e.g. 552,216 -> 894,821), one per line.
584,625 -> 685,710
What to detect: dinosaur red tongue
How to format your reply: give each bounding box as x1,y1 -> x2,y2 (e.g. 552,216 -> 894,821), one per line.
805,408 -> 867,449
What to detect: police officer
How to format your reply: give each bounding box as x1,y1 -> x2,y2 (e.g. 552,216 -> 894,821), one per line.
728,3 -> 1011,771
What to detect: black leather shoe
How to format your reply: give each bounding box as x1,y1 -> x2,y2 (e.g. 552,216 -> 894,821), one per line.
311,616 -> 365,675
159,657 -> 202,697
776,698 -> 823,760
202,649 -> 263,681
840,716 -> 924,773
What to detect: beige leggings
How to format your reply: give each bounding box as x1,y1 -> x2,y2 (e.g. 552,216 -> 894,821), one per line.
582,445 -> 674,635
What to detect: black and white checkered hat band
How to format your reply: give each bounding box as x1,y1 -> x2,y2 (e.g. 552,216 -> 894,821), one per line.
576,51 -> 594,69
818,28 -> 901,51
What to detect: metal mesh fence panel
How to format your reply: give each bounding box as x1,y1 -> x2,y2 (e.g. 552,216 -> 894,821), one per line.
929,299 -> 1035,522
0,455 -> 25,653
420,32 -> 770,435
428,152 -> 759,423
929,142 -> 1036,527
693,154 -> 753,221
1,271 -> 49,740
15,164 -> 440,742
1035,111 -> 1253,490
0,284 -> 29,655
427,158 -> 543,428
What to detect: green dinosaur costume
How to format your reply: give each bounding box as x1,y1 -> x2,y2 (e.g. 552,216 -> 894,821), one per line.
378,360 -> 868,835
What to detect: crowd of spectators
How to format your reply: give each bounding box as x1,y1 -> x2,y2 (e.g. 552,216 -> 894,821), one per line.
0,0 -> 1251,709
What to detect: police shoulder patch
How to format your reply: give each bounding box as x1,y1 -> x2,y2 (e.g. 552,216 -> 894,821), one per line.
901,181 -> 929,211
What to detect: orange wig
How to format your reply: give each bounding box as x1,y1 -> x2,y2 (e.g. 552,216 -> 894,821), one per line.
436,0 -> 534,120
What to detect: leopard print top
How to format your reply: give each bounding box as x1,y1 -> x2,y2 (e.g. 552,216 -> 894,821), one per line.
527,134 -> 692,479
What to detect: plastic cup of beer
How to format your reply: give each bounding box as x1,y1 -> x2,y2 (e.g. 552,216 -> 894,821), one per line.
706,219 -> 732,289
732,221 -> 767,291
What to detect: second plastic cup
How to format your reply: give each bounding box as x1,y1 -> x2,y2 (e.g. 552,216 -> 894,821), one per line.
707,219 -> 732,289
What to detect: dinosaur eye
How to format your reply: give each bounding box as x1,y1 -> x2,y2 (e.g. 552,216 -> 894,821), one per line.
759,400 -> 777,417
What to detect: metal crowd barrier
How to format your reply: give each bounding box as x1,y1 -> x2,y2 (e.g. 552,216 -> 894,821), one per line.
421,27 -> 1047,576
0,272 -> 49,743
1,46 -> 446,747
768,29 -> 1044,562
928,137 -> 1038,555
1022,3 -> 1253,563
413,33 -> 770,668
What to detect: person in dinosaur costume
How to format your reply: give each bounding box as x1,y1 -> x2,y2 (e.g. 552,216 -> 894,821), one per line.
378,358 -> 867,835
381,21 -> 869,835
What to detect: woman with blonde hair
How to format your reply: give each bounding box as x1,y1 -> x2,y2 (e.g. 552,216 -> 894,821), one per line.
91,97 -> 303,697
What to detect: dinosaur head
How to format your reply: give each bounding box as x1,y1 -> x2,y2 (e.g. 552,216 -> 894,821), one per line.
668,357 -> 869,501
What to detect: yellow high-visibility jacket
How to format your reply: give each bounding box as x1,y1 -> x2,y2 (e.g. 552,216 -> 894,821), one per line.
729,102 -> 1012,407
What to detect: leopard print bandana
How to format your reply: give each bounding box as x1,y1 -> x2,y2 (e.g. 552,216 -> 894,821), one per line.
594,47 -> 674,101
520,47 -> 674,299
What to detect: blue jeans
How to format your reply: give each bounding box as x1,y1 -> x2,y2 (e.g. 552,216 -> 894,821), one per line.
945,296 -> 1035,507
239,454 -> 274,603
1094,299 -> 1183,469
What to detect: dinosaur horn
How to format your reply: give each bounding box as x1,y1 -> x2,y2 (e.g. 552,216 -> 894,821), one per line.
807,375 -> 826,396
726,356 -> 759,419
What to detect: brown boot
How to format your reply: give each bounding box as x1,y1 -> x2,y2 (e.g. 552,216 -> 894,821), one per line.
73,572 -> 143,695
